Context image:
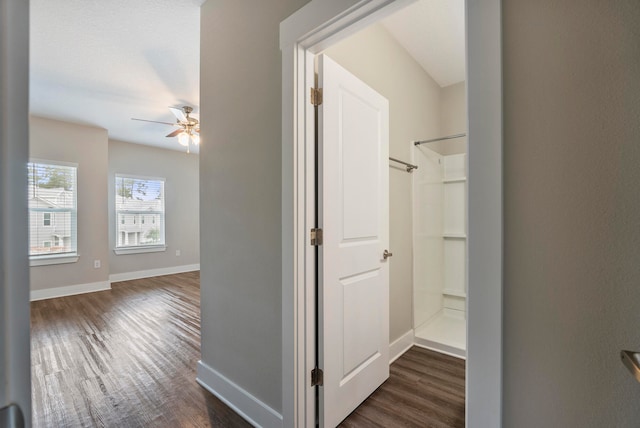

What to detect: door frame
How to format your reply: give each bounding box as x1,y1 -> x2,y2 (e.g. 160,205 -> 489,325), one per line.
280,0 -> 503,426
0,0 -> 32,424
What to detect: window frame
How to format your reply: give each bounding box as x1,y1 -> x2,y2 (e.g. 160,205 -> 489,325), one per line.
114,174 -> 167,255
28,159 -> 79,266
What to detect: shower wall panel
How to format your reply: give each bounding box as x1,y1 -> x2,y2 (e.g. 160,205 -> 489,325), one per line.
412,146 -> 444,328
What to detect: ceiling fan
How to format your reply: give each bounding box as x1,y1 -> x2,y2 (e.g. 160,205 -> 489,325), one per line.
132,106 -> 200,152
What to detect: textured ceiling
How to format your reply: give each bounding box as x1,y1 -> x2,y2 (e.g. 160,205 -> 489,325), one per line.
30,0 -> 464,154
382,0 -> 465,87
30,0 -> 204,153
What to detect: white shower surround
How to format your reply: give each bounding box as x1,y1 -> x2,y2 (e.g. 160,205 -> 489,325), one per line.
413,147 -> 467,358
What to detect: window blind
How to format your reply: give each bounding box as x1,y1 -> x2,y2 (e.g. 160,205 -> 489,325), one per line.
28,161 -> 77,257
115,175 -> 165,248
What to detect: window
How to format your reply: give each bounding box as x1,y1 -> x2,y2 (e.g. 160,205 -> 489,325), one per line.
28,161 -> 78,263
115,175 -> 165,253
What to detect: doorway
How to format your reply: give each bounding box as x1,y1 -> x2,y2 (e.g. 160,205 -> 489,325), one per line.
281,0 -> 502,426
322,4 -> 468,363
317,6 -> 467,423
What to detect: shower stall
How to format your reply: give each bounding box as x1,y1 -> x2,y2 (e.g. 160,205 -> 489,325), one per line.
412,137 -> 467,358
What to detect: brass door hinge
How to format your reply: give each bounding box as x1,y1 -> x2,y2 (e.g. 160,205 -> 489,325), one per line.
311,367 -> 324,386
310,228 -> 323,246
310,87 -> 323,106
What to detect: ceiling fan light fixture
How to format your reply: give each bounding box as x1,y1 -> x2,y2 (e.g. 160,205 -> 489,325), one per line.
132,105 -> 200,152
178,132 -> 190,146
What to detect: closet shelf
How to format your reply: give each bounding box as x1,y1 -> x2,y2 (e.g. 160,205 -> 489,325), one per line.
443,234 -> 467,239
443,177 -> 466,183
443,289 -> 467,298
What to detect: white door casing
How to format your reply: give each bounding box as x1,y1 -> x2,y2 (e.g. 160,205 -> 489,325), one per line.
0,0 -> 32,425
318,54 -> 390,428
280,1 -> 502,427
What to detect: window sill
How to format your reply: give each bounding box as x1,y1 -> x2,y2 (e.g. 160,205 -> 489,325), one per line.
30,254 -> 79,267
114,245 -> 167,255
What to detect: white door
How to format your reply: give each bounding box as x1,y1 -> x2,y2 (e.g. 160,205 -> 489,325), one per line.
318,54 -> 390,428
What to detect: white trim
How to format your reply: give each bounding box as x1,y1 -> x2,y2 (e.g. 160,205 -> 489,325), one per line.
413,341 -> 466,360
389,330 -> 414,364
2,0 -> 32,416
29,158 -> 78,168
113,245 -> 167,255
466,0 -> 503,426
108,263 -> 200,283
30,281 -> 111,301
30,254 -> 79,267
279,0 -> 416,51
197,361 -> 283,428
281,1 -> 503,427
114,173 -> 166,182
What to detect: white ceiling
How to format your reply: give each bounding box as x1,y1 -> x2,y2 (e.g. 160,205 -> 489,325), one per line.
382,0 -> 465,87
30,0 -> 204,153
30,0 -> 464,153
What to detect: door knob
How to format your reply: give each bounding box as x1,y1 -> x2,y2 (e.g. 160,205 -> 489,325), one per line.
383,250 -> 393,260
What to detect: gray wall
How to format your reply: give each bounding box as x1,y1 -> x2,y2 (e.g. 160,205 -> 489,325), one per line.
108,139 -> 200,275
324,24 -> 442,342
439,82 -> 466,155
0,0 -> 31,420
29,116 -> 110,291
503,0 -> 640,426
200,0 -> 640,424
29,117 -> 200,292
199,0 -> 309,413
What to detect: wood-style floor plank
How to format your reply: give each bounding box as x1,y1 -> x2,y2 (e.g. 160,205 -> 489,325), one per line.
31,272 -> 251,428
32,272 -> 466,427
340,347 -> 466,428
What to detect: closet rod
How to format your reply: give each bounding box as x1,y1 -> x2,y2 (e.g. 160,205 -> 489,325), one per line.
389,157 -> 418,173
414,132 -> 466,146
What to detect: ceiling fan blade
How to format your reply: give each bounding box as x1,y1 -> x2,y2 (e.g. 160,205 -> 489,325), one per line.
169,107 -> 188,123
131,118 -> 177,126
166,129 -> 184,138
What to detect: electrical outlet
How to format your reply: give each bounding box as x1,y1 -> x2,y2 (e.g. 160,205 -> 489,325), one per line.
175,250 -> 181,256
94,260 -> 101,269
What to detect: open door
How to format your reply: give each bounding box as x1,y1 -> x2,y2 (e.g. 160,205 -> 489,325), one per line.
317,54 -> 390,427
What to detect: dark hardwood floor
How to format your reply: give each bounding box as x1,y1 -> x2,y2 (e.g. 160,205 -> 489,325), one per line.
31,272 -> 250,428
340,347 -> 465,428
31,272 -> 465,427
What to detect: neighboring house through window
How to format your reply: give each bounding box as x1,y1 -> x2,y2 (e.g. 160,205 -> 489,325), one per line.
115,175 -> 166,254
28,160 -> 78,265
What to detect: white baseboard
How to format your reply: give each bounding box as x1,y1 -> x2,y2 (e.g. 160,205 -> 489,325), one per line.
197,360 -> 283,428
413,339 -> 466,360
30,281 -> 111,301
109,263 -> 200,283
389,329 -> 414,364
